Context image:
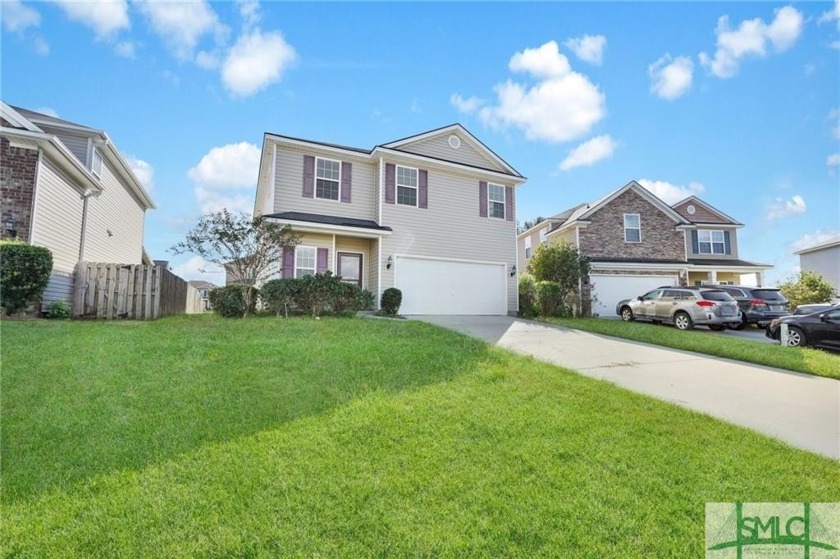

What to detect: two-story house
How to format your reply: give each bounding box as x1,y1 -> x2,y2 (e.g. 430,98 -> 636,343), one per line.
517,181 -> 771,317
252,124 -> 526,315
0,102 -> 155,310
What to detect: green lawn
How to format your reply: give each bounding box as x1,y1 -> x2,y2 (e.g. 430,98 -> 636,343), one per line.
539,317 -> 840,380
1,315 -> 838,558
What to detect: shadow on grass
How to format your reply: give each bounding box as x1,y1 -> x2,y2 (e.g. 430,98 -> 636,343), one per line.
0,315 -> 496,504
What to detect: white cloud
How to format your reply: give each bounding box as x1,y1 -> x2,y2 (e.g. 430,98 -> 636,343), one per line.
450,93 -> 484,113
195,50 -> 220,69
236,0 -> 261,29
767,194 -> 806,220
791,229 -> 840,252
114,40 -> 136,59
188,142 -> 261,189
465,41 -> 604,143
831,40 -> 840,50
32,36 -> 49,55
818,0 -> 840,30
648,54 -> 694,100
171,255 -> 225,284
51,0 -> 129,39
1,0 -> 40,33
194,187 -> 254,214
564,34 -> 607,65
699,6 -> 804,78
33,106 -> 59,118
828,153 -> 840,175
221,28 -> 296,97
134,0 -> 226,60
125,155 -> 154,194
638,179 -> 706,204
559,135 -> 618,170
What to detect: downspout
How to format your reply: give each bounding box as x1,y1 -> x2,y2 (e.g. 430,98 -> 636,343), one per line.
78,189 -> 99,262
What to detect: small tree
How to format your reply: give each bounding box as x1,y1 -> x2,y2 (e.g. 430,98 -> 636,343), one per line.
0,240 -> 53,315
170,210 -> 299,316
526,241 -> 590,316
778,271 -> 838,309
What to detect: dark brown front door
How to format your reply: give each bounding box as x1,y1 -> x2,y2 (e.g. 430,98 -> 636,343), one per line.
337,253 -> 362,286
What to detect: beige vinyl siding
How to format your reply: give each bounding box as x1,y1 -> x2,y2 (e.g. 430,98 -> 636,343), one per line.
273,146 -> 375,221
396,135 -> 509,174
372,159 -> 381,223
800,247 -> 840,292
379,163 -> 518,313
552,228 -> 576,246
30,158 -> 85,307
516,230 -> 540,275
369,238 -> 380,302
53,132 -> 90,166
685,227 -> 739,260
335,237 -> 371,289
82,157 -> 145,264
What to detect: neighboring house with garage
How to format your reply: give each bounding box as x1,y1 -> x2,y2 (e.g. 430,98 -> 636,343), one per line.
795,235 -> 840,296
516,180 -> 771,317
0,102 -> 155,309
252,124 -> 526,315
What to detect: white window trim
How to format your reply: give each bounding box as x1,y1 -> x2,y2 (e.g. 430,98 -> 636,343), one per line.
91,146 -> 103,179
624,213 -> 641,243
314,156 -> 341,202
539,226 -> 548,244
395,164 -> 419,207
488,182 -> 505,220
294,245 -> 317,278
524,236 -> 532,259
697,229 -> 725,255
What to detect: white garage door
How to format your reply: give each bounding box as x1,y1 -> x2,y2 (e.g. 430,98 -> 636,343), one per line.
395,256 -> 507,315
591,273 -> 678,317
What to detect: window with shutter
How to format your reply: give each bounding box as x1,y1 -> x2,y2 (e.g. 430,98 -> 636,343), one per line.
488,183 -> 505,219
396,165 -> 418,206
315,157 -> 341,201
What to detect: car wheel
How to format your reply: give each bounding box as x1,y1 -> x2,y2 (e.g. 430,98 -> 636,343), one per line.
674,311 -> 693,331
730,316 -> 747,330
708,325 -> 726,331
620,307 -> 634,322
786,326 -> 806,347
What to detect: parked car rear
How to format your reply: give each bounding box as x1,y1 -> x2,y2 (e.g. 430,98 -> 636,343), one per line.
766,306 -> 840,350
616,287 -> 741,330
715,286 -> 790,329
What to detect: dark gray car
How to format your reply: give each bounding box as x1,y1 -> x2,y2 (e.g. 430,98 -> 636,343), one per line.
616,287 -> 742,330
714,285 -> 790,329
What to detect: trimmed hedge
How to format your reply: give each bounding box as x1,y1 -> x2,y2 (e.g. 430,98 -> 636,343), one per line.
208,285 -> 258,318
518,273 -> 538,318
381,288 -> 402,317
0,241 -> 53,315
261,273 -> 375,318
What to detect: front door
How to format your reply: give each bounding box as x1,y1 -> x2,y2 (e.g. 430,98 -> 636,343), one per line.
337,253 -> 362,286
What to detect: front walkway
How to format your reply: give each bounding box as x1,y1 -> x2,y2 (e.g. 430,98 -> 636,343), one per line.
413,315 -> 840,460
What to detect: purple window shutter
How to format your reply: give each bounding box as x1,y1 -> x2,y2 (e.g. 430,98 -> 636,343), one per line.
317,248 -> 328,273
385,163 -> 396,204
479,181 -> 488,217
340,162 -> 352,203
282,246 -> 295,278
418,169 -> 428,209
302,155 -> 315,198
505,186 -> 514,221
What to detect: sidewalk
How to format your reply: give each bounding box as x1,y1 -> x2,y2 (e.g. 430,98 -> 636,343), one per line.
414,315 -> 840,460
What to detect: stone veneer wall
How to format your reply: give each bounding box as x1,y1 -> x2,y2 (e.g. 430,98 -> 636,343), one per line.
0,131 -> 39,242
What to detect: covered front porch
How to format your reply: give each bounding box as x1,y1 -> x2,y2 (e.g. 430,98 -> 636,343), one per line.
686,260 -> 770,287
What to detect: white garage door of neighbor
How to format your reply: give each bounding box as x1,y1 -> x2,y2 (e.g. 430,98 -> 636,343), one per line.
395,256 -> 507,315
591,274 -> 678,317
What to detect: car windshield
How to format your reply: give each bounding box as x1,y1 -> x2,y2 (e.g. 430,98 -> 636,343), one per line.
753,289 -> 785,301
701,290 -> 734,301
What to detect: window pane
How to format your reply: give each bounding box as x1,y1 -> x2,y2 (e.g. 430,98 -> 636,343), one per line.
296,247 -> 316,272
699,242 -> 711,253
624,214 -> 639,228
711,230 -> 724,243
397,185 -> 417,206
625,228 -> 640,242
317,159 -> 340,181
316,179 -> 339,200
698,230 -> 711,243
489,184 -> 504,202
397,166 -> 417,187
491,201 -> 505,218
712,242 -> 725,254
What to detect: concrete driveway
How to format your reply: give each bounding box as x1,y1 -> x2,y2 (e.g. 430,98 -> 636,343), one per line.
413,315 -> 840,460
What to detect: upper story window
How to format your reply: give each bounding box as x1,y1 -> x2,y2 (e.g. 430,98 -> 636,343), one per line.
91,147 -> 103,178
624,213 -> 641,243
295,246 -> 317,277
315,157 -> 341,201
698,230 -> 725,254
539,226 -> 548,243
488,183 -> 505,219
525,236 -> 532,259
396,165 -> 418,206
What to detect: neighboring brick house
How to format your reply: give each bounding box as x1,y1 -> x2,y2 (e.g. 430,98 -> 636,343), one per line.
252,124 -> 526,315
517,181 -> 771,317
0,102 -> 155,309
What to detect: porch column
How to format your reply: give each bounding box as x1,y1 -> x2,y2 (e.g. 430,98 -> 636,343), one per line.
332,234 -> 336,273
756,271 -> 763,287
709,270 -> 717,285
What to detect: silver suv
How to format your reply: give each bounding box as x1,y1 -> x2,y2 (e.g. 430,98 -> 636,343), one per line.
616,287 -> 742,330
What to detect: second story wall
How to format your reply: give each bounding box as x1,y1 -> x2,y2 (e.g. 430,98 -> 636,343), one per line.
273,144 -> 375,221
684,226 -> 740,260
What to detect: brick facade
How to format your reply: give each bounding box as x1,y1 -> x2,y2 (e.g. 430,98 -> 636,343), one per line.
0,135 -> 39,241
578,189 -> 685,262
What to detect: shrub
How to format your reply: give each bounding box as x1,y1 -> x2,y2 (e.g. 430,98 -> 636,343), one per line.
356,289 -> 375,312
381,288 -> 402,317
518,273 -> 538,318
46,300 -> 71,319
297,272 -> 340,317
528,241 -> 589,317
208,285 -> 258,318
0,241 -> 53,315
260,278 -> 302,317
536,281 -> 563,317
778,271 -> 838,309
332,282 -> 362,316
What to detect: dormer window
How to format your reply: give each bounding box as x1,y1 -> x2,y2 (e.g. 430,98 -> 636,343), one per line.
698,230 -> 725,254
91,147 -> 103,178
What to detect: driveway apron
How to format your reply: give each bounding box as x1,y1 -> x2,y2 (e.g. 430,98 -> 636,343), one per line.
413,315 -> 840,460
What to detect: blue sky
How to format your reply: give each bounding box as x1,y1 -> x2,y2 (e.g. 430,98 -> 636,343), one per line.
2,1 -> 838,285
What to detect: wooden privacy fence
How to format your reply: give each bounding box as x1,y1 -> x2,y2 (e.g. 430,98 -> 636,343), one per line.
73,262 -> 192,320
